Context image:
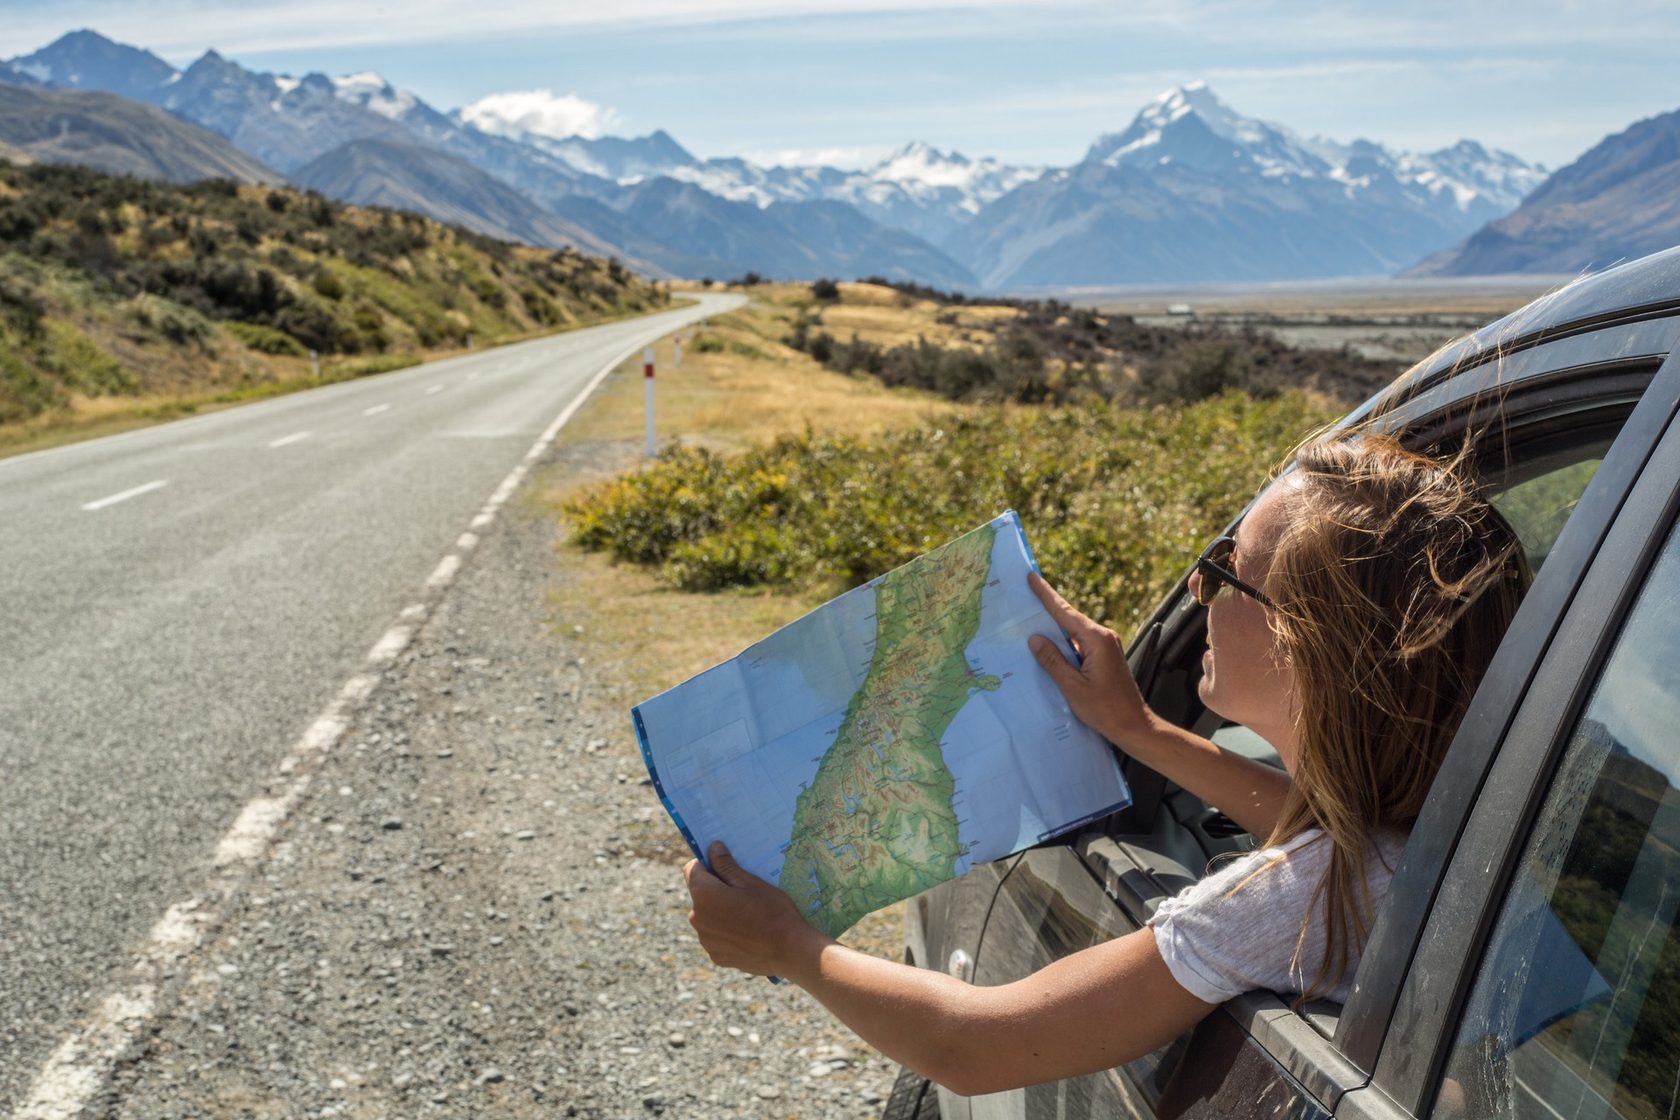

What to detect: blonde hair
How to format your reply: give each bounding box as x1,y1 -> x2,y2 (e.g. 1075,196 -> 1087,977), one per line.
1257,432 -> 1529,996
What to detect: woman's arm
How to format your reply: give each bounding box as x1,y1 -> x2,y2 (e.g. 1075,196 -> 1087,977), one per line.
1028,573 -> 1291,839
685,843 -> 1218,1097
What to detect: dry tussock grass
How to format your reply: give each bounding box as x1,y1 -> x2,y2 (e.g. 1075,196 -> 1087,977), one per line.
556,296 -> 967,453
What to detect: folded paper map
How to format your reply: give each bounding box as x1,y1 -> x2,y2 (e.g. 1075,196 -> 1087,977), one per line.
632,512 -> 1131,938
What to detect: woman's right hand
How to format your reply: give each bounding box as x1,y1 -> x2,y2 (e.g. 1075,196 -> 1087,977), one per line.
1027,571 -> 1154,751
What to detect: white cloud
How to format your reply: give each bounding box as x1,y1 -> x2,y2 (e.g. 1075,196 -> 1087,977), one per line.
459,89 -> 621,140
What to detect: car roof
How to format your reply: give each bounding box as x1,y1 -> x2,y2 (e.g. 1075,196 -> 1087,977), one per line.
1338,246 -> 1680,435
1423,246 -> 1680,377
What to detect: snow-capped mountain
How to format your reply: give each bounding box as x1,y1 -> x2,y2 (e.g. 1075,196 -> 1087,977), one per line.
1088,82 -> 1542,218
958,83 -> 1547,288
456,97 -> 1046,245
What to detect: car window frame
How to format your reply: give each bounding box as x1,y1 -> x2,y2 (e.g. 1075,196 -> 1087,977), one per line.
1332,344 -> 1680,1120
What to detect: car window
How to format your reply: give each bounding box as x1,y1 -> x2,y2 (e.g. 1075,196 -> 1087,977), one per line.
1433,514 -> 1680,1120
1489,453 -> 1606,573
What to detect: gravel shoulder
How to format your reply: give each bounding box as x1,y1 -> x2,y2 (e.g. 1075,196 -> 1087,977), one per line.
103,437 -> 900,1119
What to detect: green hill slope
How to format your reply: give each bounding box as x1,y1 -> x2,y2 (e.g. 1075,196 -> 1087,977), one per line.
0,159 -> 668,436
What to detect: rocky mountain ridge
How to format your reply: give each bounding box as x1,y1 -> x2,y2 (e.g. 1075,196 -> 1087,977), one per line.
1410,106 -> 1680,277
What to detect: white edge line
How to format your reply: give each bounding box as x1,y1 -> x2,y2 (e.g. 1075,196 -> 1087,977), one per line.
17,301 -> 726,1118
81,480 -> 168,512
366,625 -> 413,664
426,555 -> 462,589
267,431 -> 311,449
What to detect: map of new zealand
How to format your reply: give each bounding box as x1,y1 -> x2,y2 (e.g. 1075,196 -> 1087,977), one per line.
633,512 -> 1131,938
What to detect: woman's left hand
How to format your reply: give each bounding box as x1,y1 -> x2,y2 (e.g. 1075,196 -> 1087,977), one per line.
684,841 -> 826,977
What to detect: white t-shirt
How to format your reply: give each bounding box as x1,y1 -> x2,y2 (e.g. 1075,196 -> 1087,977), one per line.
1147,828 -> 1408,1005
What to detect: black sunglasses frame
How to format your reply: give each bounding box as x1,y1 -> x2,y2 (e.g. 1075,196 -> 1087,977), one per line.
1194,536 -> 1275,610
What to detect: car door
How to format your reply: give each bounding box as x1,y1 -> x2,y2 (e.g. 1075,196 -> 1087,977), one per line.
940,320 -> 1680,1120
1335,343 -> 1680,1120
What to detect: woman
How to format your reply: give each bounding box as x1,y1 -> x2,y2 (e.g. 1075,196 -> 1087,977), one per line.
682,432 -> 1528,1096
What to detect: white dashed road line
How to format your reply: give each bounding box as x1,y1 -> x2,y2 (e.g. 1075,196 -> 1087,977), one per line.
17,318 -> 696,1120
81,480 -> 168,512
425,384 -> 443,395
267,431 -> 311,449
362,403 -> 391,416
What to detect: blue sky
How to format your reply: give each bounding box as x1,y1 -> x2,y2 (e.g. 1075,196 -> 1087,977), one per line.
3,1 -> 1676,170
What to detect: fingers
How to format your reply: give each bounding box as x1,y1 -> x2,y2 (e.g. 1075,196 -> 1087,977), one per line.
1029,571 -> 1096,636
708,840 -> 740,884
708,841 -> 764,889
1029,633 -> 1081,689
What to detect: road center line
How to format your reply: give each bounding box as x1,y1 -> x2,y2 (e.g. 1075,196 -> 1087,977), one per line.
362,403 -> 391,416
17,306 -> 719,1120
81,480 -> 168,512
267,431 -> 311,449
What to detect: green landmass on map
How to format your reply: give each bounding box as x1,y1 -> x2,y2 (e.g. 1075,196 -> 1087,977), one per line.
777,523 -> 1003,937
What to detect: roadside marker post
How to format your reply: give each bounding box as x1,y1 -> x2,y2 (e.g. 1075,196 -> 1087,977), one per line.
674,337 -> 683,370
643,347 -> 657,457
310,350 -> 320,378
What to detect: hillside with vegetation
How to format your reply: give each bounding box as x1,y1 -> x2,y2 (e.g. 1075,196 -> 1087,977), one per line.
0,159 -> 667,442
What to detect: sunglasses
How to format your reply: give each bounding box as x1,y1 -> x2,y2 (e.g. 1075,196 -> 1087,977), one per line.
1194,536 -> 1275,610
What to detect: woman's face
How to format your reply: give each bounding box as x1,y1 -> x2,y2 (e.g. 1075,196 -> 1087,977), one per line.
1191,481 -> 1300,761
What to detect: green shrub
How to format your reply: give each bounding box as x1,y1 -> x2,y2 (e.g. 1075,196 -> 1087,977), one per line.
41,320 -> 133,396
0,346 -> 63,422
224,320 -> 309,356
126,294 -> 214,347
339,354 -> 421,378
569,390 -> 1337,633
312,269 -> 346,301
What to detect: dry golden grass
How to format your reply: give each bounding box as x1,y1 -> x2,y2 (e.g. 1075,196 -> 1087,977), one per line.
804,280 -> 1020,350
554,294 -> 966,453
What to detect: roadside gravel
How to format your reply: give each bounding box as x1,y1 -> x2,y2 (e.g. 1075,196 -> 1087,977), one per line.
104,439 -> 900,1119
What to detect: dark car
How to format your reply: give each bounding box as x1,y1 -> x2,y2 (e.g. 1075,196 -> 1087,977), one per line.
893,246 -> 1680,1120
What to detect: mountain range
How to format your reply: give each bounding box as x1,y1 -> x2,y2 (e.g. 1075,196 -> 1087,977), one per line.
7,28 -> 1663,289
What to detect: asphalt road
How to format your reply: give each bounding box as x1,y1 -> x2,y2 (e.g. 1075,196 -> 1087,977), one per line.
0,292 -> 742,1110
